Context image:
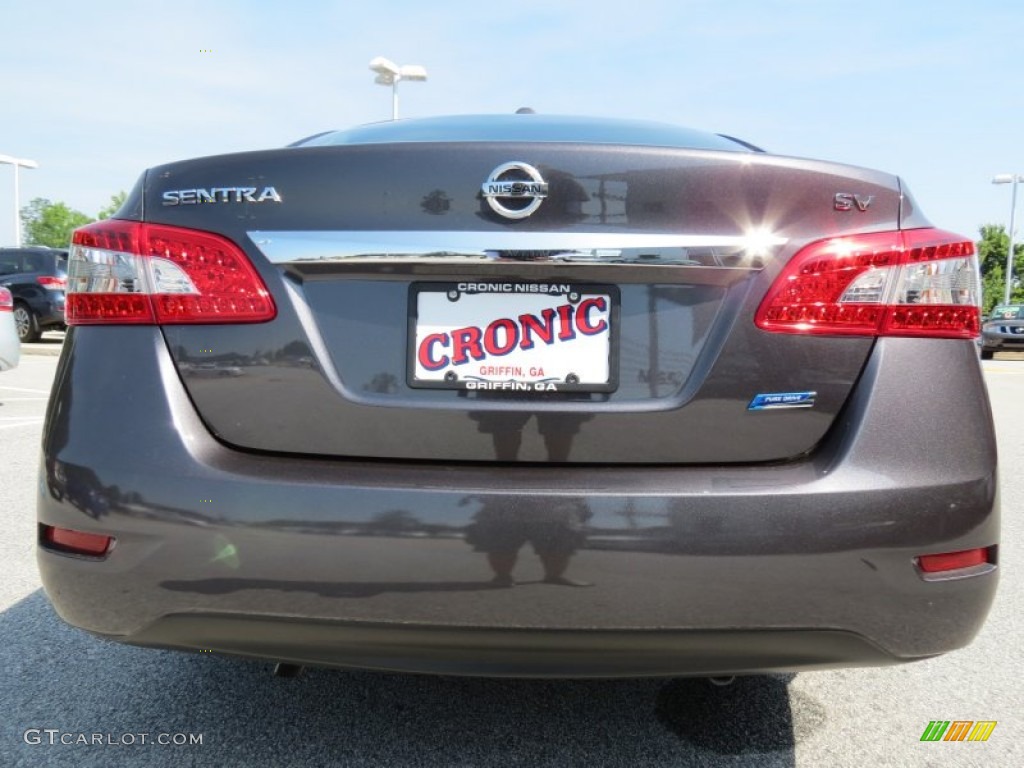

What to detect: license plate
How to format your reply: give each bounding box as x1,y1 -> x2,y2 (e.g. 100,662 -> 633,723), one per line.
408,282 -> 618,393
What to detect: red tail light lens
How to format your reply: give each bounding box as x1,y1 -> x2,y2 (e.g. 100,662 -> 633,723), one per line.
755,228 -> 979,338
66,220 -> 276,325
917,548 -> 991,573
36,275 -> 67,290
41,525 -> 114,557
0,286 -> 12,312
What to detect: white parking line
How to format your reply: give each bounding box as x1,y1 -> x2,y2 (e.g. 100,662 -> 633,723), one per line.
0,420 -> 44,430
0,385 -> 52,394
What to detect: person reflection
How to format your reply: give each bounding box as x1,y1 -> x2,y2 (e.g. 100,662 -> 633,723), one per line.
469,410 -> 591,462
463,494 -> 593,587
460,392 -> 594,586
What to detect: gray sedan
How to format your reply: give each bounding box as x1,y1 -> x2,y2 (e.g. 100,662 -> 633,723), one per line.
37,114 -> 998,680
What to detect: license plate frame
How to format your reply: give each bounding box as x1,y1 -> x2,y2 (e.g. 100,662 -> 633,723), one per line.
407,281 -> 619,393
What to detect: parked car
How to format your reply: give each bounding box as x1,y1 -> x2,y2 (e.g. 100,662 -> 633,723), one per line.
38,114 -> 998,679
980,304 -> 1024,359
0,286 -> 19,371
0,246 -> 68,342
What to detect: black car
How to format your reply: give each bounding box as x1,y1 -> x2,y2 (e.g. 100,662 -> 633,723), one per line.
37,114 -> 998,679
980,304 -> 1024,358
0,246 -> 67,342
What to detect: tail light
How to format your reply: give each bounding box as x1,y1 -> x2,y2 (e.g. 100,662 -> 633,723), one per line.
917,547 -> 992,574
66,220 -> 276,325
755,228 -> 979,338
40,525 -> 114,557
0,286 -> 12,312
36,275 -> 67,290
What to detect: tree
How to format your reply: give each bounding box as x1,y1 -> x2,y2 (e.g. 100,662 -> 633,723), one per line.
97,190 -> 127,220
19,191 -> 127,248
976,224 -> 1023,313
20,198 -> 92,248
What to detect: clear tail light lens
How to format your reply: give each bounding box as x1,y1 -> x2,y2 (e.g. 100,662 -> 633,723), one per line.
755,228 -> 979,338
66,220 -> 276,325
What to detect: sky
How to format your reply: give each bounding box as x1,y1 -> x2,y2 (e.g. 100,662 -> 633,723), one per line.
1,0 -> 1022,246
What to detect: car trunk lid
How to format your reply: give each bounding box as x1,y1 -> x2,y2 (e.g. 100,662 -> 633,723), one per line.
132,141 -> 909,463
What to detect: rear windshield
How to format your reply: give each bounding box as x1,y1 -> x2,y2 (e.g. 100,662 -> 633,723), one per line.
0,250 -> 65,276
295,114 -> 753,153
990,305 -> 1024,320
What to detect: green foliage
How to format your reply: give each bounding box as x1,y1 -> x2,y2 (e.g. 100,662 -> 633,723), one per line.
97,190 -> 128,220
19,191 -> 128,248
976,224 -> 1023,313
19,198 -> 92,249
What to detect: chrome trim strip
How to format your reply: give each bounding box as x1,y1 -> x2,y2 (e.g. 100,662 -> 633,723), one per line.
247,230 -> 786,265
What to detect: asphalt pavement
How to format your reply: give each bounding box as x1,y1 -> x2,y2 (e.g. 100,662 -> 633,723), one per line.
1,348 -> 1022,767
19,329 -> 65,357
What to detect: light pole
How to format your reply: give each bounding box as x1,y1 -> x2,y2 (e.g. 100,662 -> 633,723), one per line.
993,173 -> 1023,305
368,57 -> 427,120
0,154 -> 39,247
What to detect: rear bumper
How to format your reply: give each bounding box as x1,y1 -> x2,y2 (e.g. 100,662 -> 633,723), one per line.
38,328 -> 999,676
125,616 -> 904,678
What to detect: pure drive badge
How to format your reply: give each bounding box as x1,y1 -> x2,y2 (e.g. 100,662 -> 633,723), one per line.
481,162 -> 548,220
748,392 -> 817,410
162,186 -> 282,206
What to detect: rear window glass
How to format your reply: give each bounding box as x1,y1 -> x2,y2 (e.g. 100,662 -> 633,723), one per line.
0,250 -> 66,275
296,115 -> 752,153
24,253 -> 48,272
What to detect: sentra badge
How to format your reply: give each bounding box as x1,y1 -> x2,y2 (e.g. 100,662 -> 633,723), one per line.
162,186 -> 282,206
481,162 -> 548,220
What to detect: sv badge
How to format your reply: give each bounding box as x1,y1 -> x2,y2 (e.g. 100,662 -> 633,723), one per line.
834,192 -> 875,212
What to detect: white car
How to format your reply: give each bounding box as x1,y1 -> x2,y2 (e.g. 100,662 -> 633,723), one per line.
0,286 -> 20,371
